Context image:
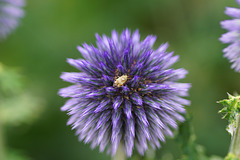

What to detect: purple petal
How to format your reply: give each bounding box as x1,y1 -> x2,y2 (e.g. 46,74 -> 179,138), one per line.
237,0 -> 240,6
219,31 -> 240,43
130,92 -> 143,106
61,98 -> 79,111
113,96 -> 123,110
221,19 -> 240,31
143,96 -> 161,110
141,83 -> 172,94
85,89 -> 106,99
123,99 -> 132,119
223,41 -> 240,60
105,86 -> 117,95
225,7 -> 240,18
77,45 -> 90,60
1,5 -> 24,17
94,98 -> 111,113
130,75 -> 140,88
58,85 -> 84,98
121,86 -> 130,95
124,117 -> 135,157
96,110 -> 111,129
111,109 -> 122,155
67,58 -> 100,76
134,108 -> 150,140
1,0 -> 25,6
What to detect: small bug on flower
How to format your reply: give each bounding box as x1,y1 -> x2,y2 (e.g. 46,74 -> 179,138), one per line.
113,75 -> 128,87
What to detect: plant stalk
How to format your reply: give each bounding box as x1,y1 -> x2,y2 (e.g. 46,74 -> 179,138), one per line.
0,121 -> 5,160
113,143 -> 126,160
229,115 -> 240,158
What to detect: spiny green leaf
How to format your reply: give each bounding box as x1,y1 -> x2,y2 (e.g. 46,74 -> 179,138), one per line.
218,93 -> 240,136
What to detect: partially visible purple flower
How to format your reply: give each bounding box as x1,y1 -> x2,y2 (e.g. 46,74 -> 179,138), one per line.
59,29 -> 191,157
220,0 -> 240,72
0,0 -> 25,40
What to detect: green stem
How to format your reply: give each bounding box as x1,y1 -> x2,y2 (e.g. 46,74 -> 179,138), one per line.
229,115 -> 240,158
113,143 -> 126,160
0,122 -> 5,160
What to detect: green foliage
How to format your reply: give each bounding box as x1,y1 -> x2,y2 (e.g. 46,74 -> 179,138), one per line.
0,63 -> 45,160
130,148 -> 155,160
0,92 -> 44,125
129,114 -> 224,160
6,149 -> 32,160
176,114 -> 223,160
0,63 -> 23,96
224,153 -> 240,160
0,63 -> 45,126
218,93 -> 240,136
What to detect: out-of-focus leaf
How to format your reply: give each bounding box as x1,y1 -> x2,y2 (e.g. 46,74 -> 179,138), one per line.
176,114 -> 223,160
0,92 -> 44,125
224,153 -> 240,160
0,63 -> 45,126
129,147 -> 156,160
6,149 -> 32,160
0,63 -> 23,96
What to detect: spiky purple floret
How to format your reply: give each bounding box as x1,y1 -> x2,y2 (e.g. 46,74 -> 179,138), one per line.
0,0 -> 25,40
59,29 -> 191,157
220,0 -> 240,72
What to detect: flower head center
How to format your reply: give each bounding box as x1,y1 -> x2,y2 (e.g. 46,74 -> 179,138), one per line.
113,75 -> 128,87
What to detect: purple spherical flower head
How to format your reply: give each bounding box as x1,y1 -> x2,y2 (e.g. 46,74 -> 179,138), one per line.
0,0 -> 25,40
220,0 -> 240,72
59,29 -> 191,157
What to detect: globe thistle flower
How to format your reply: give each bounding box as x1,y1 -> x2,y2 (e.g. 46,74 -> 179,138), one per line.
0,0 -> 25,40
220,0 -> 240,72
59,29 -> 191,157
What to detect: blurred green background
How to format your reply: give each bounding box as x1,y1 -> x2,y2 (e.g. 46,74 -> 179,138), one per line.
1,0 -> 240,159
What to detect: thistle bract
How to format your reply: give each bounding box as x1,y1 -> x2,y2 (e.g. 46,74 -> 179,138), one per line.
0,0 -> 25,40
220,0 -> 240,72
59,29 -> 191,157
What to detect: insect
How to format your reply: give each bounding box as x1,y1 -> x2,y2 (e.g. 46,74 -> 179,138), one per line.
113,75 -> 128,87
